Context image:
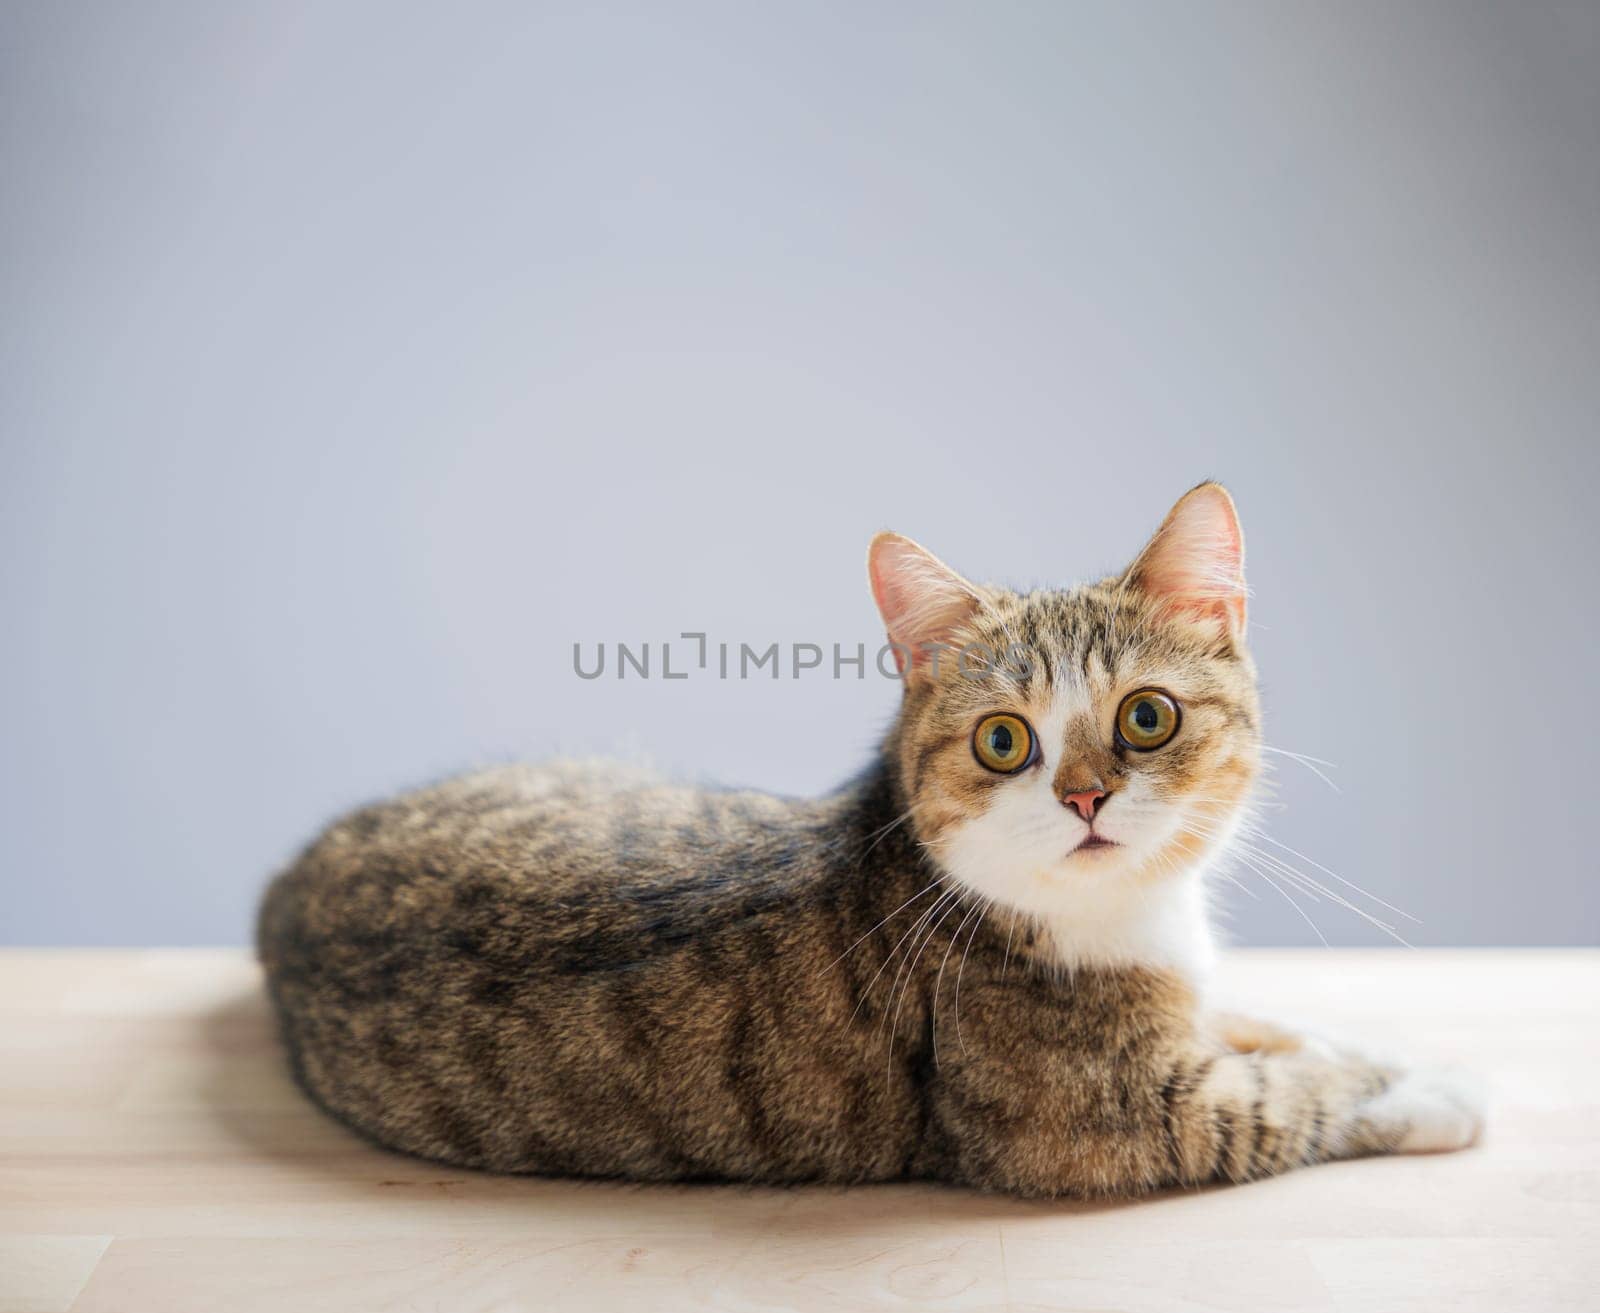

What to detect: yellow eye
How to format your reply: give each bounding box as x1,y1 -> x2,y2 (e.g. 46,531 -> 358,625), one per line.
973,713 -> 1035,773
1117,689 -> 1180,750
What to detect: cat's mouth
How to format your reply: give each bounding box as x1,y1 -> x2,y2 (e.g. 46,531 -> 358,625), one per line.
1070,834 -> 1119,855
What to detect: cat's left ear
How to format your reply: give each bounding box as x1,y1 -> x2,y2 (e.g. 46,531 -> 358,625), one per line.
1123,482 -> 1248,637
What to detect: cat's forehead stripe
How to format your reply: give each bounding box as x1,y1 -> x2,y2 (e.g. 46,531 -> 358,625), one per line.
969,582 -> 1153,694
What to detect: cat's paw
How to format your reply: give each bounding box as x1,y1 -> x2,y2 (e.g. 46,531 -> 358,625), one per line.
1358,1066 -> 1486,1154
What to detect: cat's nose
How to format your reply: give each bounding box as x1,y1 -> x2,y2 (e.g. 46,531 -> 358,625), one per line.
1061,787 -> 1106,821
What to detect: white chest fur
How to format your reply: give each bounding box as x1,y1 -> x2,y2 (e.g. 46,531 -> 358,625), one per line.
1032,872 -> 1218,984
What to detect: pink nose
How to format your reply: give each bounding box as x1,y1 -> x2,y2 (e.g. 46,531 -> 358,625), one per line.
1062,788 -> 1106,821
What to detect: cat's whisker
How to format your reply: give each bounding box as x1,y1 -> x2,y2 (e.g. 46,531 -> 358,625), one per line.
858,806 -> 918,861
1203,863 -> 1259,901
1183,815 -> 1414,945
1249,860 -> 1410,944
1261,745 -> 1339,768
1181,819 -> 1321,895
1246,861 -> 1332,947
1263,865 -> 1407,943
953,897 -> 990,1058
1236,843 -> 1377,918
1228,847 -> 1328,909
1260,744 -> 1342,794
853,883 -> 956,1027
931,899 -> 984,1069
877,884 -> 962,1036
1173,826 -> 1271,904
820,877 -> 943,977
1243,825 -> 1419,923
1212,823 -> 1407,929
887,892 -> 966,1082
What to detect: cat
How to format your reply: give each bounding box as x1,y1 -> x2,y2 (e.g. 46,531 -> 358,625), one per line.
257,483 -> 1482,1196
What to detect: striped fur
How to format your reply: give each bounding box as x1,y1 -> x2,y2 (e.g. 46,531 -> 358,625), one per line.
258,485 -> 1481,1195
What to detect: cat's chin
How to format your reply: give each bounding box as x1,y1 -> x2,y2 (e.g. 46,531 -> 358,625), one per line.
1067,836 -> 1120,857
1019,842 -> 1209,899
1023,849 -> 1163,891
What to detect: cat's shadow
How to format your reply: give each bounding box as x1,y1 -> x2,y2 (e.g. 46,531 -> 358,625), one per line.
197,986 -> 1210,1241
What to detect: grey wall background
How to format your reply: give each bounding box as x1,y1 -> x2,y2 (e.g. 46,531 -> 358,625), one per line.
3,1 -> 1597,947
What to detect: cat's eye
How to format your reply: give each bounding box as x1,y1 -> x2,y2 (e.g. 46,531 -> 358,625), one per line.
973,713 -> 1036,774
1116,689 -> 1181,751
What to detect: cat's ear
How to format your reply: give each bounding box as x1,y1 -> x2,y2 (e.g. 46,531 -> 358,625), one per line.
1123,483 -> 1248,637
867,532 -> 983,679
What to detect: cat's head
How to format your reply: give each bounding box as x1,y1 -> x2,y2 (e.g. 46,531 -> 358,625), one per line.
869,484 -> 1259,961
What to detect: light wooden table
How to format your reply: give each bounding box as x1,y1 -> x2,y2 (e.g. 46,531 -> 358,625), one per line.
1,950 -> 1594,1312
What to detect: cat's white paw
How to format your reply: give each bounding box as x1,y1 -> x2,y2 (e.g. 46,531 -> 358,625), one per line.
1360,1067 -> 1486,1153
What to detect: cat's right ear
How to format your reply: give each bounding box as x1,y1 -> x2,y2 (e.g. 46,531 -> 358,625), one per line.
867,532 -> 983,680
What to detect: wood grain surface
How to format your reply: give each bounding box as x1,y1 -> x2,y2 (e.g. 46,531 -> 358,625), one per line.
0,949 -> 1593,1312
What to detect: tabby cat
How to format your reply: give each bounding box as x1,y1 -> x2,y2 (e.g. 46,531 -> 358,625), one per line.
258,484 -> 1482,1196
